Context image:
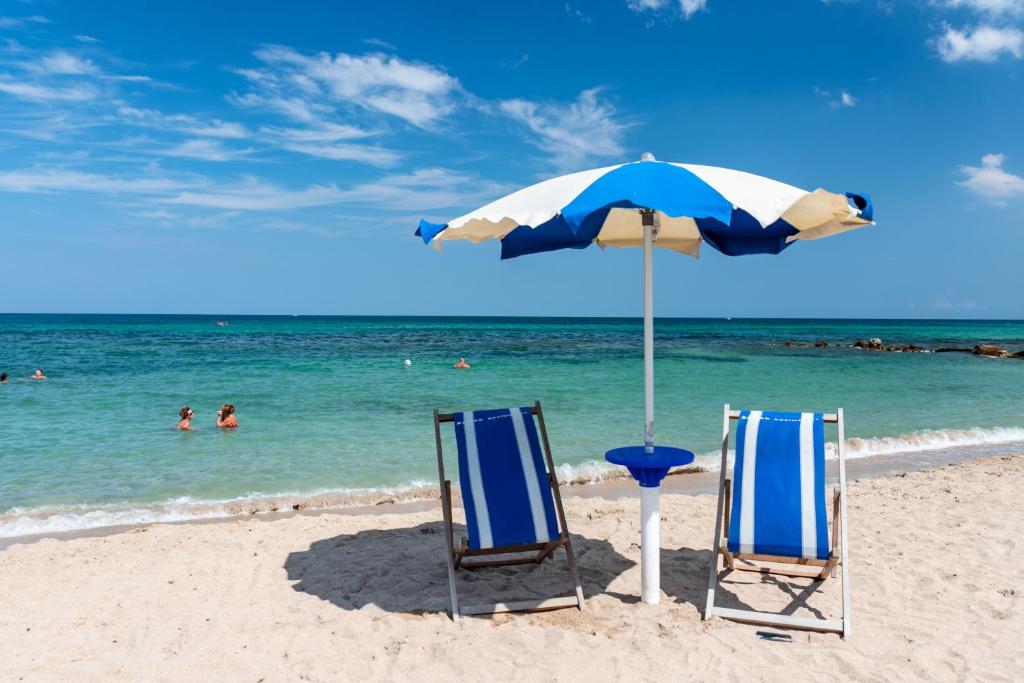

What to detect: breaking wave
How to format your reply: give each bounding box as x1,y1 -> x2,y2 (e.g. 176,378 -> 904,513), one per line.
3,426 -> 1024,541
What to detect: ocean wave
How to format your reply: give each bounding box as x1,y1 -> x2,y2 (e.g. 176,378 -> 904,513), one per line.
0,483 -> 438,540
3,426 -> 1024,540
838,426 -> 1024,458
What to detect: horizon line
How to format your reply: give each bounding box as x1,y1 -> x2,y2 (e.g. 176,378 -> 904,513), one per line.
1,312 -> 1022,323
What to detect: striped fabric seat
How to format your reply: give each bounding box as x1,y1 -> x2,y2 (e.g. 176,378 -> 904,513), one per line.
726,410 -> 830,560
454,407 -> 560,551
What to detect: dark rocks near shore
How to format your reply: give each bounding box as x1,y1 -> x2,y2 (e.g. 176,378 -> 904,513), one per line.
935,344 -> 1017,358
890,344 -> 928,353
853,338 -> 886,351
974,344 -> 1011,358
784,338 -> 1024,359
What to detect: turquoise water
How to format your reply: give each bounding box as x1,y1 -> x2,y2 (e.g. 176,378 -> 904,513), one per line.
2,314 -> 1024,537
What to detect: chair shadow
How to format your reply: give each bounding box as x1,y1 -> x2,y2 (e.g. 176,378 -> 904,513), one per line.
660,546 -> 829,619
284,520 -> 635,617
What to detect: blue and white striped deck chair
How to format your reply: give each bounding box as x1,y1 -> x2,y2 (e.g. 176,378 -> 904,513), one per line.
703,405 -> 851,637
433,402 -> 585,621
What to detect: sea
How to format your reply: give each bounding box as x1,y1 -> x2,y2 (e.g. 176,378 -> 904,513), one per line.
2,314 -> 1024,540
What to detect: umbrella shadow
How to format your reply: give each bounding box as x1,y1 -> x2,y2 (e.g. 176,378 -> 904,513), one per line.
284,520 -> 635,617
660,546 -> 829,619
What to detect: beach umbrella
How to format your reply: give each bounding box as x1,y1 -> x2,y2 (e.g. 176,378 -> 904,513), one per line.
416,153 -> 874,605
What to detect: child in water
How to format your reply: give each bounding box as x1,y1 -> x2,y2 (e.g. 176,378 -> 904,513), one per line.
216,404 -> 238,429
177,406 -> 194,430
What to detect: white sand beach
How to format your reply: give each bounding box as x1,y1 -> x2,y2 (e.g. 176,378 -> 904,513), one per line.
1,454 -> 1022,682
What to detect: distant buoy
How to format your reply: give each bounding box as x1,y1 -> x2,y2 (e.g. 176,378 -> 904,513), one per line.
404,359 -> 412,367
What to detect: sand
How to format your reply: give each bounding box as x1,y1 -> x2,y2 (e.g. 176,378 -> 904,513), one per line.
1,454 -> 1022,682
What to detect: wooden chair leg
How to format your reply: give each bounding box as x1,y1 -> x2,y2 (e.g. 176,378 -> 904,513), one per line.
534,539 -> 561,563
821,488 -> 841,580
562,535 -> 586,610
454,536 -> 468,569
723,479 -> 734,570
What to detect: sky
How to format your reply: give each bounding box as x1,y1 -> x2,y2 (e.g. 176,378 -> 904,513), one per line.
0,0 -> 1022,318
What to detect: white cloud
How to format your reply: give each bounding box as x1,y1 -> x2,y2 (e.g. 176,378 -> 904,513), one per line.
164,168 -> 507,212
941,0 -> 1024,16
34,51 -> 98,75
500,88 -> 628,170
260,121 -> 373,143
116,106 -> 249,139
0,167 -> 197,194
958,153 -> 1024,200
626,0 -> 707,18
935,24 -> 1024,61
227,91 -> 332,124
277,141 -> 400,166
814,86 -> 859,108
0,16 -> 49,29
240,45 -> 462,128
227,45 -> 464,164
337,168 -> 511,210
679,0 -> 708,17
362,37 -> 397,51
253,121 -> 400,166
162,138 -> 251,162
0,46 -> 150,109
0,78 -> 97,101
73,34 -> 100,44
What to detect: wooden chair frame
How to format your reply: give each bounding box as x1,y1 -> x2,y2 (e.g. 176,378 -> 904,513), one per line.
433,401 -> 586,622
703,404 -> 851,637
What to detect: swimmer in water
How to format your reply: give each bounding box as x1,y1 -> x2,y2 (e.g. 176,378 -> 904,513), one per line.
177,406 -> 194,430
453,358 -> 470,369
216,404 -> 238,429
31,368 -> 47,380
0,373 -> 7,384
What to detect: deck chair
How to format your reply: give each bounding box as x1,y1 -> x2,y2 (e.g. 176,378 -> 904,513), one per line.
433,402 -> 585,622
703,405 -> 851,637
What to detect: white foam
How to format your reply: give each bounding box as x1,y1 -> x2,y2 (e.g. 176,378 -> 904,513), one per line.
3,426 -> 1023,541
837,426 -> 1024,459
0,482 -> 437,540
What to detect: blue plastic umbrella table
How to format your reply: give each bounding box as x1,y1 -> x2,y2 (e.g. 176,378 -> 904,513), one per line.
415,153 -> 875,605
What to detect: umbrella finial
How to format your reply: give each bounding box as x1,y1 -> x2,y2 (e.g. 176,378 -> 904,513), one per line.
640,151 -> 656,162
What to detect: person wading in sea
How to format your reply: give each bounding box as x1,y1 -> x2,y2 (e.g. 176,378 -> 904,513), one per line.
177,406 -> 194,430
216,404 -> 238,429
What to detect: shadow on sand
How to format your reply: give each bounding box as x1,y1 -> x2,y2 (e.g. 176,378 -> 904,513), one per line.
661,546 -> 830,619
285,521 -> 635,617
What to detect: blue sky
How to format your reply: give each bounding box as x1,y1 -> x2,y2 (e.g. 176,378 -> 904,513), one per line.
0,0 -> 1022,317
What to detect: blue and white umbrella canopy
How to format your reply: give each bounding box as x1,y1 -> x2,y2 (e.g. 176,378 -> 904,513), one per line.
417,156 -> 873,258
416,154 -> 875,606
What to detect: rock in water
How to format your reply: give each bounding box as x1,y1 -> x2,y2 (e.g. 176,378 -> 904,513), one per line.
815,340 -> 829,348
974,344 -> 1010,358
892,344 -> 927,353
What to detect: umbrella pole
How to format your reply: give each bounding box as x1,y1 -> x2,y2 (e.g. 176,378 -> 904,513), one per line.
643,211 -> 655,453
641,209 -> 659,605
